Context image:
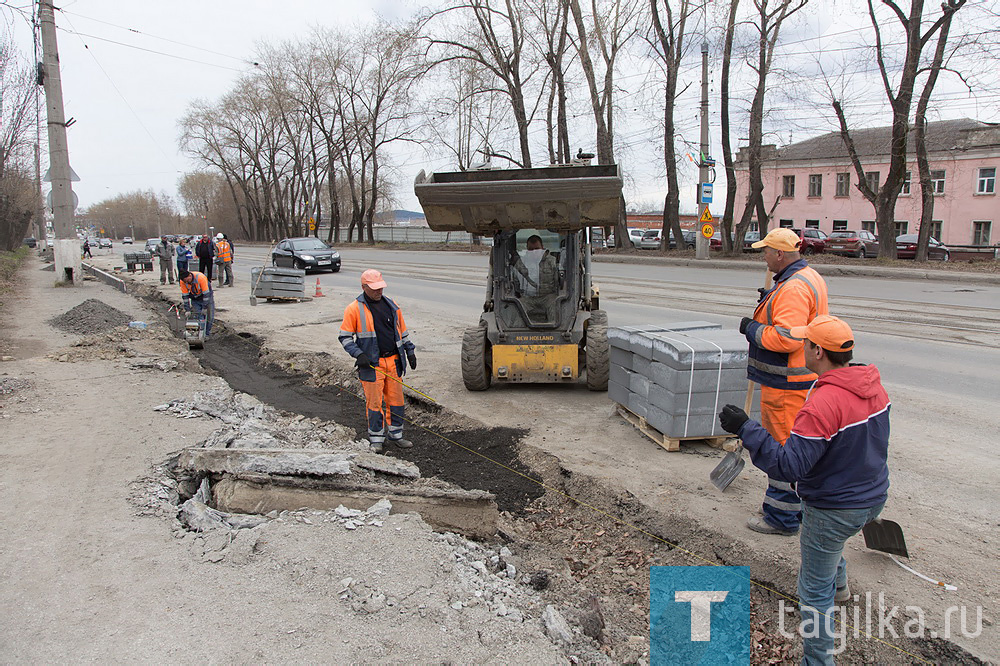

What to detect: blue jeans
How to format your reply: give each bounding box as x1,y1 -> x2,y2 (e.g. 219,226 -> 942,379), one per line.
798,502 -> 884,665
190,291 -> 215,337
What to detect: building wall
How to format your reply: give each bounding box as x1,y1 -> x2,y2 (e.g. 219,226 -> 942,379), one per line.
736,152 -> 998,245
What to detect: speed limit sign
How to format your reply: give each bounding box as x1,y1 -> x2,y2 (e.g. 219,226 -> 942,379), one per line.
701,223 -> 714,239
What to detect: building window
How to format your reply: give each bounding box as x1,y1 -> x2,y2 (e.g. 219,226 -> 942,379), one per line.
931,170 -> 946,194
808,174 -> 822,197
835,173 -> 850,197
861,220 -> 876,234
901,171 -> 911,195
978,167 -> 996,194
973,221 -> 992,246
833,220 -> 848,231
782,175 -> 795,198
927,220 -> 942,241
805,219 -> 820,229
779,219 -> 794,228
865,171 -> 880,195
894,221 -> 908,237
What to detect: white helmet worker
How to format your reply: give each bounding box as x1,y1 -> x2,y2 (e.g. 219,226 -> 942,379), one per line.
216,233 -> 224,240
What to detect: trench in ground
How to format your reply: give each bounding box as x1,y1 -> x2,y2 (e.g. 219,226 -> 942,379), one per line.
143,291 -> 982,664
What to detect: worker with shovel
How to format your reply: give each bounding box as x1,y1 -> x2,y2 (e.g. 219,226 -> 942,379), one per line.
719,315 -> 890,666
339,269 -> 417,453
741,227 -> 829,536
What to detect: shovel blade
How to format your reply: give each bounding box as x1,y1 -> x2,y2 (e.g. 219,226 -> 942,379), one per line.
710,449 -> 745,491
862,518 -> 909,558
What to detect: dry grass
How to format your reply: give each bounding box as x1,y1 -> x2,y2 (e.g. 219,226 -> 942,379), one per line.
0,247 -> 29,294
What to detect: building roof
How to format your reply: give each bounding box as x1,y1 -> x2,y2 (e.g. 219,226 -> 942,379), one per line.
747,118 -> 1000,163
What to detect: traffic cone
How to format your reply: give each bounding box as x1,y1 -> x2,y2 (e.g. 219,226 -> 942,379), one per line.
314,277 -> 325,297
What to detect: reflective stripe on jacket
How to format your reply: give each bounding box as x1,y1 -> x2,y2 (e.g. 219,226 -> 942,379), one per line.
216,240 -> 232,263
180,272 -> 212,299
338,294 -> 415,382
744,259 -> 828,390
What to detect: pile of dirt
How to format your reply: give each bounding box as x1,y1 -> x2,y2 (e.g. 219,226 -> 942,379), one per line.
48,299 -> 131,335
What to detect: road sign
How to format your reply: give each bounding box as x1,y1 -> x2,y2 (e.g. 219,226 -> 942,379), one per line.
699,208 -> 713,223
308,217 -> 316,231
701,223 -> 714,239
700,183 -> 713,204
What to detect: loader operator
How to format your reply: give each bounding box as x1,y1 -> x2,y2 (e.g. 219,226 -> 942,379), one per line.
178,269 -> 214,339
719,315 -> 889,665
339,269 -> 417,454
739,227 -> 828,536
512,234 -> 560,322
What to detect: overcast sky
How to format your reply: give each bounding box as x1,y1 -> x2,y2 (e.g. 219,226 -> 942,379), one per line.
5,0 -> 998,220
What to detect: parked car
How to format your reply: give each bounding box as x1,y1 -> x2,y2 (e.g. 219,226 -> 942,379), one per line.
271,237 -> 341,272
144,238 -> 161,254
742,230 -> 761,251
680,230 -> 697,249
23,237 -> 37,248
122,236 -> 133,244
637,229 -> 663,250
790,228 -> 828,254
98,238 -> 112,249
625,228 -> 645,247
46,236 -> 54,248
895,234 -> 950,261
826,230 -> 878,258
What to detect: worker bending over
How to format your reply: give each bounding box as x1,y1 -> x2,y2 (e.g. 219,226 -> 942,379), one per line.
178,269 -> 214,338
339,269 -> 417,453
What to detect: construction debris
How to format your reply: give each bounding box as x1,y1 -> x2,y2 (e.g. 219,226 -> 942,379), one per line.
48,298 -> 132,335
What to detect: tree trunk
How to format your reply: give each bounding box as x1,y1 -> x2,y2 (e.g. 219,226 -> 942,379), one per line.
720,0 -> 740,253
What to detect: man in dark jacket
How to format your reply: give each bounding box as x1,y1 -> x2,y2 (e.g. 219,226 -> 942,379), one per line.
719,315 -> 889,665
195,234 -> 215,280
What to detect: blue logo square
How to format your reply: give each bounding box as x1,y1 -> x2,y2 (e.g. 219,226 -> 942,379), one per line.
650,566 -> 753,665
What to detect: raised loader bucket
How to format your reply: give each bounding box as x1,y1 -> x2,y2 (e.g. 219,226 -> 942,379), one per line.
414,164 -> 623,233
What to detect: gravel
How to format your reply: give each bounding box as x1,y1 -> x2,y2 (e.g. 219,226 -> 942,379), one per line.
48,299 -> 132,335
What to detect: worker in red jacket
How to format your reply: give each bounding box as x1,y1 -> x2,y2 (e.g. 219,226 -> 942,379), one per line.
720,315 -> 889,665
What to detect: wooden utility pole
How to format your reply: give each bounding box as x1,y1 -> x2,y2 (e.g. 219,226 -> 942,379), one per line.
38,0 -> 79,281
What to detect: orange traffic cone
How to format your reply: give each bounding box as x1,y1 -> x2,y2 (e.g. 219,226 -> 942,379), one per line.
314,277 -> 325,297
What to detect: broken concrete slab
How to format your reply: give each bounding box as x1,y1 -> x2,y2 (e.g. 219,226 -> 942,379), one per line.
177,447 -> 352,477
352,452 -> 421,479
212,474 -> 498,539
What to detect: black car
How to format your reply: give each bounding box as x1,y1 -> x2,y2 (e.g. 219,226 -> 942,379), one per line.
23,237 -> 37,248
272,237 -> 341,272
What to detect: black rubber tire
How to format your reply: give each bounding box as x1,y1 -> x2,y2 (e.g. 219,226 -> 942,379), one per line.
271,258 -> 278,267
585,323 -> 610,391
293,259 -> 304,271
941,251 -> 950,262
331,265 -> 341,273
802,245 -> 814,256
588,309 -> 608,327
461,325 -> 491,391
858,248 -> 866,259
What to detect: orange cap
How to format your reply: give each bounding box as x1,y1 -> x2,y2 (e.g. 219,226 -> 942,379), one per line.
361,269 -> 387,289
789,315 -> 855,352
752,227 -> 801,252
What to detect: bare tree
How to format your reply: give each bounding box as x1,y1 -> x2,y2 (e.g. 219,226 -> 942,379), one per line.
525,0 -> 574,164
0,33 -> 39,250
831,0 -> 966,259
718,0 -> 741,252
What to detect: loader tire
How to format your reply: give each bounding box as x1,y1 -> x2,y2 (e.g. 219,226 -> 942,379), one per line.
588,309 -> 608,327
461,325 -> 491,391
585,323 -> 610,391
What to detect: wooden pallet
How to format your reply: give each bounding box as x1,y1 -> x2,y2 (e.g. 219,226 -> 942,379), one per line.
263,296 -> 313,303
615,403 -> 737,453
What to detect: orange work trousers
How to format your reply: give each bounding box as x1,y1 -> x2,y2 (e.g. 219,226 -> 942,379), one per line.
361,355 -> 404,445
759,385 -> 809,531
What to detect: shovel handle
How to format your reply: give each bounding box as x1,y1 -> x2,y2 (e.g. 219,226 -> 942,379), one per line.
744,380 -> 755,413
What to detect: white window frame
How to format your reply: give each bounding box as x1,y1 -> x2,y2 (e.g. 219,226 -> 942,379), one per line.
930,169 -> 946,195
894,221 -> 909,237
865,171 -> 880,195
782,175 -> 796,198
977,167 -> 996,195
779,219 -> 794,228
832,220 -> 848,231
808,174 -> 823,197
835,173 -> 850,197
926,221 -> 942,243
805,219 -> 820,229
901,171 -> 911,195
972,220 -> 992,246
861,220 -> 876,234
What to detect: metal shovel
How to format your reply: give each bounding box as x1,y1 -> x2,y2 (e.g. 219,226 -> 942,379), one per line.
861,518 -> 909,558
710,380 -> 755,491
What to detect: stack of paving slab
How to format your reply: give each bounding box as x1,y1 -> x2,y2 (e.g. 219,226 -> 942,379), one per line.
609,321 -> 760,441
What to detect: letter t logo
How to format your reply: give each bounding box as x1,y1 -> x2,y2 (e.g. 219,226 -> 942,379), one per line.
675,591 -> 729,641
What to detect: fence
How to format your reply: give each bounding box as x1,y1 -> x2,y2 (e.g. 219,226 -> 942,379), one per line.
318,226 -> 493,246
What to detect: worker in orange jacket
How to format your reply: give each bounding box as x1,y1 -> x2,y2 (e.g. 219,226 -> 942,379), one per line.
215,233 -> 234,287
740,227 -> 829,536
178,269 -> 215,338
339,269 -> 417,453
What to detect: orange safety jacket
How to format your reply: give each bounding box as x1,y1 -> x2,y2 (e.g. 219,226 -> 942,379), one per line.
180,271 -> 212,300
744,259 -> 829,391
338,294 -> 415,382
216,240 -> 232,263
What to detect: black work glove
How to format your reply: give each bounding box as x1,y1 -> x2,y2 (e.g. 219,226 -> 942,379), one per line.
719,404 -> 750,435
407,353 -> 417,370
757,287 -> 768,302
355,353 -> 372,369
739,317 -> 753,335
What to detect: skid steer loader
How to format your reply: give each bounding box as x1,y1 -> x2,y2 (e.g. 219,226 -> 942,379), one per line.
414,163 -> 623,391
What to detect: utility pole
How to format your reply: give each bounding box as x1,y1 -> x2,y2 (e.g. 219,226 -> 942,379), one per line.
38,0 -> 79,281
695,40 -> 712,260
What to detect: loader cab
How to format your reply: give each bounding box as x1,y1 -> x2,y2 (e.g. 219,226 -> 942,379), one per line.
493,229 -> 577,330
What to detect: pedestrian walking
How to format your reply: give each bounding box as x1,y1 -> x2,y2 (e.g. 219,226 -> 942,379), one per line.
178,269 -> 214,338
740,227 -> 829,536
176,237 -> 192,274
338,269 -> 417,453
195,234 -> 215,281
82,239 -> 92,259
155,236 -> 175,285
215,232 -> 234,287
719,315 -> 889,665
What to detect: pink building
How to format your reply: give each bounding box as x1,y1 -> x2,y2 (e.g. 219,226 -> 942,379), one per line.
735,118 -> 999,246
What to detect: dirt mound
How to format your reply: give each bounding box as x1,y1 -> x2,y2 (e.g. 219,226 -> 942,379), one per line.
48,299 -> 131,335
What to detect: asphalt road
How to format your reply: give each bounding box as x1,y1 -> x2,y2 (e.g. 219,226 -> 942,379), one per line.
231,246 -> 999,401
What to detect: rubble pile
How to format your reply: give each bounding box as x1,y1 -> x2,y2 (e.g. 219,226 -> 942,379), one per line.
47,317 -> 187,364
47,298 -> 131,335
0,376 -> 32,395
